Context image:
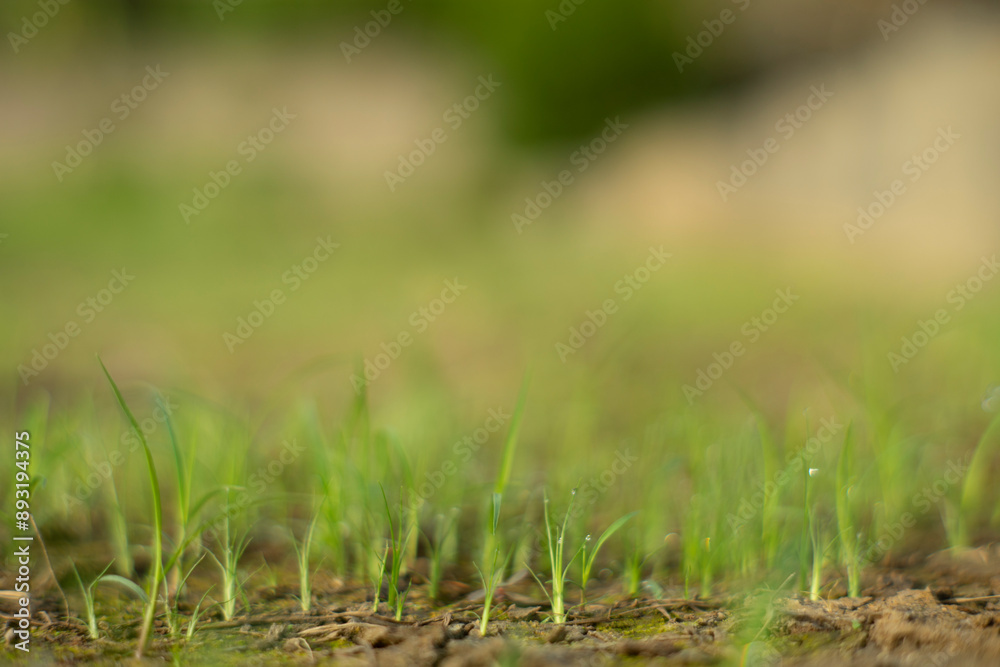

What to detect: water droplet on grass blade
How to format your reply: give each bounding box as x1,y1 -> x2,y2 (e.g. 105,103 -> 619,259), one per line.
808,468 -> 819,477
982,384 -> 1000,412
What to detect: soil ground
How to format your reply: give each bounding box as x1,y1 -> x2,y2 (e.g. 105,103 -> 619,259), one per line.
5,545 -> 1000,665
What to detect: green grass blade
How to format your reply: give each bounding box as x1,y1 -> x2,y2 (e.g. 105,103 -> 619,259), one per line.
958,411 -> 1000,546
491,493 -> 502,536
494,376 -> 529,496
585,511 -> 637,572
98,357 -> 163,657
99,575 -> 150,602
158,393 -> 187,520
835,422 -> 855,548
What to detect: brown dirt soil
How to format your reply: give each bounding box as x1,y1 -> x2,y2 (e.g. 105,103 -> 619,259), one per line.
4,546 -> 1000,665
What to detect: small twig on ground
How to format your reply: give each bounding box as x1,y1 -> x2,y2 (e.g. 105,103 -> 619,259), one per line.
31,515 -> 70,619
943,594 -> 1000,604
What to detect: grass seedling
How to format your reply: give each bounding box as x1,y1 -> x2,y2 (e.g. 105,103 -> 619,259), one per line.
736,575 -> 794,666
836,423 -> 862,597
956,412 -> 1000,549
622,526 -> 666,598
474,493 -> 510,636
207,489 -> 253,621
379,484 -> 415,621
743,397 -> 784,568
162,392 -> 190,596
473,384 -> 527,634
624,543 -> 644,597
105,475 -> 134,578
372,541 -> 390,612
529,489 -> 580,624
292,501 -> 324,612
482,379 -> 528,570
160,401 -> 225,627
682,502 -> 714,599
579,511 -> 636,605
161,554 -> 206,637
99,358 -> 164,659
71,562 -> 146,640
803,461 -> 829,601
424,508 -> 459,603
185,586 -> 215,640
809,514 -> 824,601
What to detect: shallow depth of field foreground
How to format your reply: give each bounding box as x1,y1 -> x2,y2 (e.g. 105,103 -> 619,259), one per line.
3,1 -> 1000,666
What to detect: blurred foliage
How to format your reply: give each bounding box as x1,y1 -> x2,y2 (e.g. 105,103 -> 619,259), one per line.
1,0 -> 747,146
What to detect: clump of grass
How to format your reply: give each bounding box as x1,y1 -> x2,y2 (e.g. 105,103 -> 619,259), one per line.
746,401 -> 784,568
802,462 -> 823,601
736,575 -> 794,666
378,485 -> 414,621
105,477 -> 134,578
184,586 -> 216,640
98,358 -> 164,659
160,395 -> 220,593
624,541 -> 644,598
955,412 -> 1000,549
372,541 -> 389,612
480,379 -> 528,570
72,562 -> 145,640
682,504 -> 713,599
292,501 -> 324,613
475,380 -> 527,635
474,493 -> 509,636
424,508 -> 459,603
529,489 -> 580,624
836,423 -> 863,597
622,524 -> 666,598
162,554 -> 207,638
206,488 -> 253,621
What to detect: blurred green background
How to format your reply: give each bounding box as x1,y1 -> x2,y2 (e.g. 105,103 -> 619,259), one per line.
2,0 -> 998,425
2,3 -> 1000,634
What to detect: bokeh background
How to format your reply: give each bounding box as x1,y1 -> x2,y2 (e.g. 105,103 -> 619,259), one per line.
3,0 -> 999,432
